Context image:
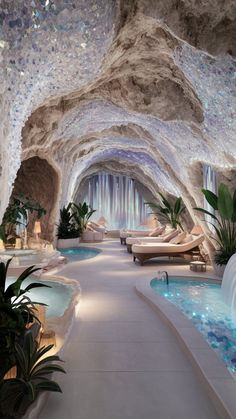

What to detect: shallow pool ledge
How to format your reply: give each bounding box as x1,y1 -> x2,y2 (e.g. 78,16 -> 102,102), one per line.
135,277 -> 236,419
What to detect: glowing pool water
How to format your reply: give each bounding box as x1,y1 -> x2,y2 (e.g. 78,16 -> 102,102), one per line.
151,278 -> 236,375
59,247 -> 101,261
6,277 -> 74,318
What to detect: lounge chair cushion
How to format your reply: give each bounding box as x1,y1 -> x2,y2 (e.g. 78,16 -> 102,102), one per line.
127,235 -> 171,245
87,225 -> 96,232
169,231 -> 186,244
181,234 -> 193,243
82,231 -> 103,242
163,229 -> 179,242
90,221 -> 100,227
120,229 -> 152,239
148,225 -> 166,237
191,225 -> 204,235
88,222 -> 106,233
132,234 -> 204,254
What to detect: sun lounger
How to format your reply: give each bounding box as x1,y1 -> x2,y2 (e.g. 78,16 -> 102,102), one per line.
120,229 -> 153,245
126,229 -> 180,253
132,234 -> 205,265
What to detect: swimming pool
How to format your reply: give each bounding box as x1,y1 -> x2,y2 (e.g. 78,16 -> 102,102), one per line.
7,277 -> 74,318
151,278 -> 236,376
59,246 -> 101,261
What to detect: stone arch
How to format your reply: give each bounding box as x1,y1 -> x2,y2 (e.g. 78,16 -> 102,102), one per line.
11,156 -> 60,241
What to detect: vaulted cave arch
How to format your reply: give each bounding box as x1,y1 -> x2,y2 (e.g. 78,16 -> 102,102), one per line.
11,156 -> 60,241
70,155 -> 196,232
0,0 -> 235,233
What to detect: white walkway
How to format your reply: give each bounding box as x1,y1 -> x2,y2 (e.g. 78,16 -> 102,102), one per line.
40,240 -> 219,419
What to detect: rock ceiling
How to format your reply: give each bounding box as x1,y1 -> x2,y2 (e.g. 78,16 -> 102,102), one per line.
0,0 -> 235,221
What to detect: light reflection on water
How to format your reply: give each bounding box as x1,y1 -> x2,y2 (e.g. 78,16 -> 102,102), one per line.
151,278 -> 236,376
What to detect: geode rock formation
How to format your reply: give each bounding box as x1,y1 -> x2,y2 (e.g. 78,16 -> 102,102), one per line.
0,0 -> 235,245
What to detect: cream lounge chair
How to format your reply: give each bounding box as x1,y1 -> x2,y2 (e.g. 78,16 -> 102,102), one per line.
126,228 -> 180,253
88,221 -> 106,233
132,234 -> 205,265
120,225 -> 167,245
120,229 -> 153,245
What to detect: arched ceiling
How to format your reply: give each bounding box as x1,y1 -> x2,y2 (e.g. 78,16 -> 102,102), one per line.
69,149 -> 179,202
0,0 -> 236,220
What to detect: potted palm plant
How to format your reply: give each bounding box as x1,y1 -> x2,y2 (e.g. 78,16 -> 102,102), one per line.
146,193 -> 185,230
0,259 -> 50,379
0,332 -> 65,419
57,203 -> 82,249
72,202 -> 96,233
1,193 -> 46,248
0,259 -> 66,418
194,183 -> 236,274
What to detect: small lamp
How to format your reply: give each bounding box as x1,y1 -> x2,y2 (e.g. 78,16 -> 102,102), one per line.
0,239 -> 5,251
34,221 -> 41,240
15,238 -> 22,250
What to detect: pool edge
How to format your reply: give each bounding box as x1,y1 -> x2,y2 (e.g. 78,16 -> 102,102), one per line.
135,277 -> 236,419
24,273 -> 81,419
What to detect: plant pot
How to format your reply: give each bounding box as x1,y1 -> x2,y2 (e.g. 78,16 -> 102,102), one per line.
57,237 -> 80,249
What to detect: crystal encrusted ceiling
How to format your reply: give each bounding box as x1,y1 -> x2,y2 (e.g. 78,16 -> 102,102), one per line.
0,0 -> 235,220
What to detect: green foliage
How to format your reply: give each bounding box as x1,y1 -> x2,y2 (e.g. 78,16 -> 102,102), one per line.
0,225 -> 6,243
0,332 -> 65,418
0,260 -> 50,379
57,201 -> 96,239
72,202 -> 96,233
146,194 -> 185,230
2,193 -> 46,239
57,203 -> 81,239
194,183 -> 236,266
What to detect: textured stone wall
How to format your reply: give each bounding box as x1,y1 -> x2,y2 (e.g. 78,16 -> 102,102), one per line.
0,0 -> 235,246
12,157 -> 60,241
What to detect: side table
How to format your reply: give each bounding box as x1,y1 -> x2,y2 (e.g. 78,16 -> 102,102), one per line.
190,261 -> 207,272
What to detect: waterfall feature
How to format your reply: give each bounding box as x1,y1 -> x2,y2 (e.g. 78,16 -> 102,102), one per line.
82,172 -> 150,230
221,254 -> 236,312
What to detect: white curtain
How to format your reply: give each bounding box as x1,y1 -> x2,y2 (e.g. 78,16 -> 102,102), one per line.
82,172 -> 149,230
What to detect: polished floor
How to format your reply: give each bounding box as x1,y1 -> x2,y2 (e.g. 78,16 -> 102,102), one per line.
40,240 -> 219,419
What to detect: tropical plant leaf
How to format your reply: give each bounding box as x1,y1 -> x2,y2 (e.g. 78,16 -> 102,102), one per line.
194,207 -> 219,222
0,224 -> 6,242
202,189 -> 218,210
32,364 -> 66,377
174,197 -> 182,214
0,261 -> 7,296
232,190 -> 236,222
30,355 -> 64,375
24,283 -> 51,292
196,183 -> 236,266
218,183 -> 233,220
159,192 -> 171,210
4,266 -> 42,301
35,380 -> 62,393
1,331 -> 66,415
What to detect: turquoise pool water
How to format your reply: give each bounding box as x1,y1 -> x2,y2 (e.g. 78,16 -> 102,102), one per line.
59,247 -> 101,261
6,277 -> 74,318
151,278 -> 236,375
